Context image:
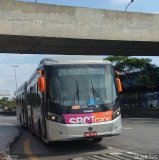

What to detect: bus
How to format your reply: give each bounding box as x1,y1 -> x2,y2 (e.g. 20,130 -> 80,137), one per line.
146,92 -> 159,108
16,58 -> 122,143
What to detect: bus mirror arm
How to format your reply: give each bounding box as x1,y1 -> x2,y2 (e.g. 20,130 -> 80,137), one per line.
115,78 -> 122,93
38,77 -> 45,93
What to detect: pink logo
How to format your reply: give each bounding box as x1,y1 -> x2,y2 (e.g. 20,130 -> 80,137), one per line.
63,111 -> 112,124
63,113 -> 92,124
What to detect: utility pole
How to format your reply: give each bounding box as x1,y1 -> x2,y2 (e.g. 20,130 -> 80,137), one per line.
11,66 -> 18,93
125,0 -> 134,12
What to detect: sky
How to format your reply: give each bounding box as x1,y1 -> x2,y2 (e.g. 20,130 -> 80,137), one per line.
21,0 -> 159,13
1,0 -> 159,97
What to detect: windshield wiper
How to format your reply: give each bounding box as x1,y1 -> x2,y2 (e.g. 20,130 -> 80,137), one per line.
91,81 -> 96,101
76,80 -> 80,103
91,81 -> 109,110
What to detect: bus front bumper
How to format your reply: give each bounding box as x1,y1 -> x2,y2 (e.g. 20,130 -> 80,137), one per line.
47,115 -> 121,141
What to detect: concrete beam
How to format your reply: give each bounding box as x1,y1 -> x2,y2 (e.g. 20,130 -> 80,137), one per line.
0,0 -> 159,55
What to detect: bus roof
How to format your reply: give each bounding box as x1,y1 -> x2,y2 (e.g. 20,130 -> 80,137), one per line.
39,58 -> 111,66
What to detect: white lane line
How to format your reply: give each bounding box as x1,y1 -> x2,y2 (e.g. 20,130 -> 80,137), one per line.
5,123 -> 12,125
109,153 -> 129,160
73,150 -> 140,160
122,127 -> 132,130
121,152 -> 136,159
73,158 -> 84,160
127,151 -> 137,155
107,146 -> 115,149
0,122 -> 12,125
109,152 -> 123,155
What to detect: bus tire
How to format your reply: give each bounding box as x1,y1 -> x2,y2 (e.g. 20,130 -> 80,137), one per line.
91,137 -> 102,143
30,120 -> 35,136
19,114 -> 22,124
29,117 -> 34,134
29,117 -> 31,129
38,120 -> 42,140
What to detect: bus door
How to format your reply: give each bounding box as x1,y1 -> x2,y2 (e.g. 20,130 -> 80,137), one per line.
38,73 -> 47,139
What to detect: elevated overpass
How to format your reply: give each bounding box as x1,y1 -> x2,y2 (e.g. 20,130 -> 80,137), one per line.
0,0 -> 159,55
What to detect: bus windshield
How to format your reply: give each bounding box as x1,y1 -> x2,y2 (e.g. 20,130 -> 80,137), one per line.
47,64 -> 117,114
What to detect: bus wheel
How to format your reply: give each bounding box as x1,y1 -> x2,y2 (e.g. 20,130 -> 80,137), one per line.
38,120 -> 42,140
91,137 -> 102,142
28,117 -> 33,134
20,114 -> 22,124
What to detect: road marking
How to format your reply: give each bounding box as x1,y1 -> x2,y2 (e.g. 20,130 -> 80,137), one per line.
0,122 -> 12,125
75,151 -> 139,160
122,127 -> 132,130
73,158 -> 84,160
109,152 -> 123,155
107,146 -> 115,149
127,151 -> 136,155
24,139 -> 39,160
5,123 -> 12,125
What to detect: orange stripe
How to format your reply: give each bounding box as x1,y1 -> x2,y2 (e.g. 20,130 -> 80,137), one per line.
24,139 -> 39,160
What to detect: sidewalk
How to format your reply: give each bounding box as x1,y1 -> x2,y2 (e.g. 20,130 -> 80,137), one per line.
0,124 -> 20,155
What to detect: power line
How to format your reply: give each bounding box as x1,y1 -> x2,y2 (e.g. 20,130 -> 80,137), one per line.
125,0 -> 134,12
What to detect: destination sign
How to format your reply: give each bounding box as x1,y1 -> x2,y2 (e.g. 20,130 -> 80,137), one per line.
58,68 -> 105,76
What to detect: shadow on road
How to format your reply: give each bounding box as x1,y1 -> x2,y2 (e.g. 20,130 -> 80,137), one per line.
11,127 -> 109,159
44,140 -> 106,155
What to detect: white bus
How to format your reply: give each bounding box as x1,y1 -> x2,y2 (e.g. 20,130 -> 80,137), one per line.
16,58 -> 122,143
146,92 -> 159,108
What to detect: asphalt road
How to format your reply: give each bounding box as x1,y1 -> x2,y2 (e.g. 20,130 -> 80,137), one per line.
6,118 -> 159,160
0,116 -> 18,126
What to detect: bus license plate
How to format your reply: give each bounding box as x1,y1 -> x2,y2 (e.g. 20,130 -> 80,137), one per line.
84,131 -> 97,137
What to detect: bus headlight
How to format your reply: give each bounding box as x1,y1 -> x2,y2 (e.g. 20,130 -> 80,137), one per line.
48,114 -> 65,123
51,116 -> 56,121
113,108 -> 121,120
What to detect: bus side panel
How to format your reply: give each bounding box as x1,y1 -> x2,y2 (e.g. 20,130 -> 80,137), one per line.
16,85 -> 26,125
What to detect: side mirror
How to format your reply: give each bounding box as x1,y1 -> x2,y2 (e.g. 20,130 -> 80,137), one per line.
115,78 -> 122,93
38,77 -> 45,93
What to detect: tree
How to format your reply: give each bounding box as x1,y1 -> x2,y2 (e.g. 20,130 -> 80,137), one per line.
104,56 -> 155,73
104,56 -> 159,93
0,97 -> 16,112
